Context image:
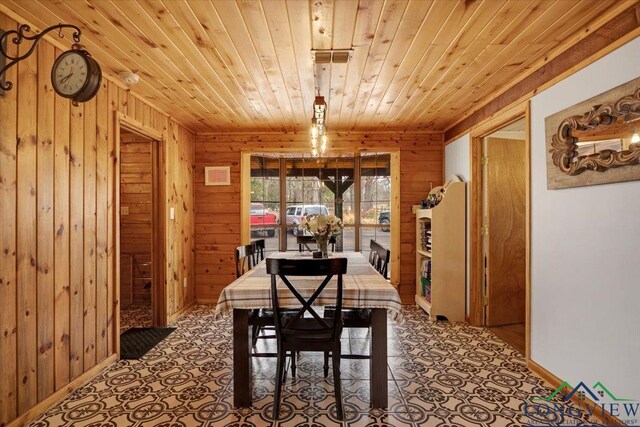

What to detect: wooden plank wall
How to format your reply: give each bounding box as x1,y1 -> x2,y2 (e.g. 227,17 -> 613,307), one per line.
119,133 -> 152,307
0,12 -> 195,426
166,123 -> 196,316
194,132 -> 443,304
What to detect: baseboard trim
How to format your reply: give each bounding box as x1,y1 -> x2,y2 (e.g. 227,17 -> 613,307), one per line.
168,300 -> 196,323
8,353 -> 118,427
527,359 -> 627,426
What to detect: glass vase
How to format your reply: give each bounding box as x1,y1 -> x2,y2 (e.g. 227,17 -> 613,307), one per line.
316,237 -> 329,258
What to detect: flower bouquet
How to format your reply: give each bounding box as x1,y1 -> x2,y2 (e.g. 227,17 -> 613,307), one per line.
300,214 -> 343,258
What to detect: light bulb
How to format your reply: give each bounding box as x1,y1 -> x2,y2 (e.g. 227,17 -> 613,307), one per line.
312,147 -> 318,157
311,137 -> 317,148
631,132 -> 640,144
322,133 -> 328,145
311,125 -> 318,138
321,142 -> 326,153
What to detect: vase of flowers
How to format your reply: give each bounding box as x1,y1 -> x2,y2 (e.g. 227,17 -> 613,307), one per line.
301,214 -> 343,258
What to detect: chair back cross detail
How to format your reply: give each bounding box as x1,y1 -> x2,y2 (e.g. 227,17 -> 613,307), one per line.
267,258 -> 347,340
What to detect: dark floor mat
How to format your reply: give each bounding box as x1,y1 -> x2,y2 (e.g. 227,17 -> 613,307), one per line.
120,327 -> 176,359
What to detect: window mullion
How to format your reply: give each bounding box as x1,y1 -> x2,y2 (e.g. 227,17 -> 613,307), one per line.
354,154 -> 361,252
279,157 -> 286,251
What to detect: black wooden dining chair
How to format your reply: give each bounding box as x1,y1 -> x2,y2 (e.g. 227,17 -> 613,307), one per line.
247,239 -> 298,351
267,257 -> 348,421
369,239 -> 390,279
323,240 -> 390,361
234,244 -> 256,278
252,239 -> 266,264
240,239 -> 276,348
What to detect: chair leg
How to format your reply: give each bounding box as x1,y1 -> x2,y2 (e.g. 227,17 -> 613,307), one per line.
323,351 -> 329,378
273,350 -> 286,420
290,350 -> 297,378
332,350 -> 344,420
251,325 -> 261,347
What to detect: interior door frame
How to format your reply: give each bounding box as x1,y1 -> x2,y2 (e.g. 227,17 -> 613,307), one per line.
114,112 -> 166,357
468,102 -> 531,360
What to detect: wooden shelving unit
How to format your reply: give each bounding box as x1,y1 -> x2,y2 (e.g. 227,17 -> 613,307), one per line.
415,181 -> 466,322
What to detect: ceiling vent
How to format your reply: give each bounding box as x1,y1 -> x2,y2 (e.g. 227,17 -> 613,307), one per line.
312,49 -> 352,64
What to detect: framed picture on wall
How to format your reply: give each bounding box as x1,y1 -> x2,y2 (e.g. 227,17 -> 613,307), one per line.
204,166 -> 231,186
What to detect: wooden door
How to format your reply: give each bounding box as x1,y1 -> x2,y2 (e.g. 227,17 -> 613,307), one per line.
484,137 -> 526,326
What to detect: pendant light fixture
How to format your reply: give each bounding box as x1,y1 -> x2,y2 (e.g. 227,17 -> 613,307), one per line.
309,48 -> 351,157
310,94 -> 328,156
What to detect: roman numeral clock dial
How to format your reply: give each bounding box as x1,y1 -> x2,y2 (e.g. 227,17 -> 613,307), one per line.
51,49 -> 102,105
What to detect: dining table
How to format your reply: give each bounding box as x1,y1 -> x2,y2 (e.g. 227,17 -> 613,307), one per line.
214,251 -> 402,409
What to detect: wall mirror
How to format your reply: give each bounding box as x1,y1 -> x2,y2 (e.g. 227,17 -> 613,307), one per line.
572,118 -> 637,159
545,77 -> 640,189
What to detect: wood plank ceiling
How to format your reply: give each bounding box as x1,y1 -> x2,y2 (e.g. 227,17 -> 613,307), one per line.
2,0 -> 634,132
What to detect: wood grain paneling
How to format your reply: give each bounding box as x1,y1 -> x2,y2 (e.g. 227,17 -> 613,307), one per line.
0,0 -> 632,132
53,49 -> 71,392
83,95 -> 97,371
96,80 -> 109,363
120,133 -> 152,307
36,41 -> 55,402
194,132 -> 443,304
445,3 -> 640,141
0,11 -> 195,426
485,137 -> 526,326
0,13 -> 18,424
16,27 -> 38,414
68,95 -> 84,382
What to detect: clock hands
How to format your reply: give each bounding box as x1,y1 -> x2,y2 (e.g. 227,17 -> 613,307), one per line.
60,72 -> 74,84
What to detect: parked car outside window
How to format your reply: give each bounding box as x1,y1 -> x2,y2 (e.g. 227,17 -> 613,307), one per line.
286,204 -> 329,236
250,202 -> 278,237
378,211 -> 390,232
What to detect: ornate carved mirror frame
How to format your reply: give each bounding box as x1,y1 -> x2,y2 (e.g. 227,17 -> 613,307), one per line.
545,77 -> 640,189
550,88 -> 640,175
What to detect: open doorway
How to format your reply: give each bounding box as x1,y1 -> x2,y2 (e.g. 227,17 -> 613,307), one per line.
481,118 -> 527,354
469,110 -> 529,357
117,124 -> 166,340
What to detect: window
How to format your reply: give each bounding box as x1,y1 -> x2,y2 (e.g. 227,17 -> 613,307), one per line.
249,153 -> 391,257
250,156 -> 280,255
360,153 -> 391,258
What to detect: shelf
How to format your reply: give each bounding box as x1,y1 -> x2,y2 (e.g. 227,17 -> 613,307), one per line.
415,294 -> 431,315
414,181 -> 466,323
417,249 -> 432,257
416,209 -> 432,219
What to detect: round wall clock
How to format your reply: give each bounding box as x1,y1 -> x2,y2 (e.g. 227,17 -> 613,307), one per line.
51,49 -> 102,105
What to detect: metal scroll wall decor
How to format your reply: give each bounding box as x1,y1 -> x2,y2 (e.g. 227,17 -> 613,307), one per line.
545,76 -> 640,189
0,28 -> 5,95
0,23 -> 102,105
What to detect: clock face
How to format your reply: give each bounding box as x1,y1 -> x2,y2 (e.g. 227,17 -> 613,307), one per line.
52,51 -> 89,96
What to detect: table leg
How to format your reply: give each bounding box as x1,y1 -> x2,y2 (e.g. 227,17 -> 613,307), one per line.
370,308 -> 388,408
233,309 -> 252,407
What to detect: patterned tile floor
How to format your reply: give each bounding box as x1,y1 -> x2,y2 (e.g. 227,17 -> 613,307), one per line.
120,304 -> 152,334
30,306 -> 605,426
